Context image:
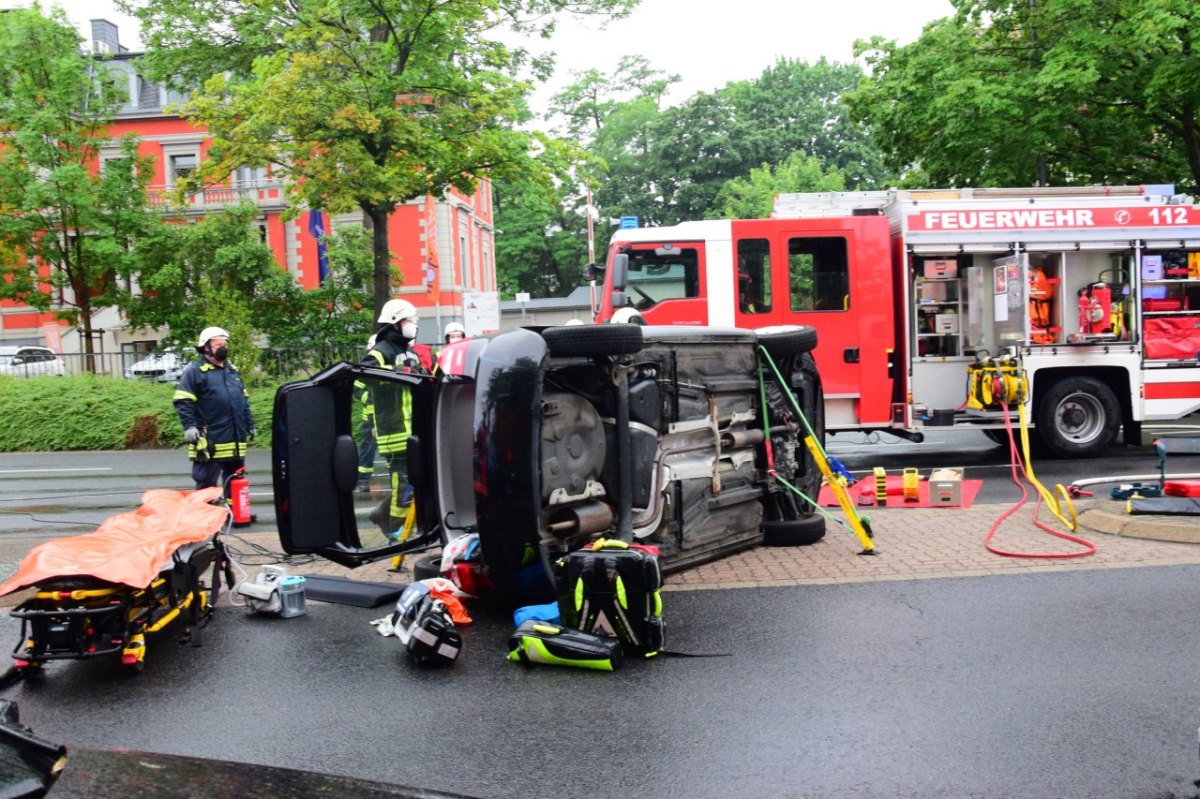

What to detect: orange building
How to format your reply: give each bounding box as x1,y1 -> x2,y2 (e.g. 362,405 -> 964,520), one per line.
0,19 -> 496,364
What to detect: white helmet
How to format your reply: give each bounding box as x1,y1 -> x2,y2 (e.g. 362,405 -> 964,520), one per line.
197,326 -> 230,349
443,322 -> 466,341
610,307 -> 645,325
564,318 -> 586,326
378,299 -> 418,325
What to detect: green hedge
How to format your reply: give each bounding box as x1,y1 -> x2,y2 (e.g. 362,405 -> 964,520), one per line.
0,375 -> 280,452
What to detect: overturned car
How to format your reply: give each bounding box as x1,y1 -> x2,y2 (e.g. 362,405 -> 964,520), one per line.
272,323 -> 825,605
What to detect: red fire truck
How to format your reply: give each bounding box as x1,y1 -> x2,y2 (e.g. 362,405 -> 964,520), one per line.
592,185 -> 1200,458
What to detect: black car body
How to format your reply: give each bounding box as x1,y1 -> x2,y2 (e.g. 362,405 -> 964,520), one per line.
271,324 -> 824,605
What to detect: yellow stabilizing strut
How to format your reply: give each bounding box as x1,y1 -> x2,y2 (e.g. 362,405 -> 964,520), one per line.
756,346 -> 875,555
805,435 -> 877,554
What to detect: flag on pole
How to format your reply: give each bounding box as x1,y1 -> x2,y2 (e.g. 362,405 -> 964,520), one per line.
308,210 -> 329,284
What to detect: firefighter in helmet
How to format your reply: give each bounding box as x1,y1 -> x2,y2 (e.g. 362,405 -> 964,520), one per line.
173,326 -> 255,491
362,299 -> 426,536
443,321 -> 466,344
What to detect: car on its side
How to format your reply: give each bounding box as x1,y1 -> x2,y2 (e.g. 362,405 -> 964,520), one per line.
124,350 -> 186,383
271,322 -> 826,606
0,346 -> 65,378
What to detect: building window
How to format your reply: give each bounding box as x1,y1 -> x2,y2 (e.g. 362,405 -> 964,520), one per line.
168,153 -> 198,186
788,236 -> 849,312
234,165 -> 266,187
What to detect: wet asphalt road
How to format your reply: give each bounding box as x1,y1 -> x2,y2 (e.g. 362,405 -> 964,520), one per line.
0,568 -> 1198,799
0,440 -> 1199,797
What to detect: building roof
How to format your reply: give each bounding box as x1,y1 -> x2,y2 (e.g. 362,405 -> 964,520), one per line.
499,285 -> 594,311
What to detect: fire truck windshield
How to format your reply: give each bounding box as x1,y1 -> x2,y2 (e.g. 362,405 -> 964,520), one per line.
624,247 -> 700,310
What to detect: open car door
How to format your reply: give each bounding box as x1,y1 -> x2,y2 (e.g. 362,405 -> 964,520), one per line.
271,362 -> 439,568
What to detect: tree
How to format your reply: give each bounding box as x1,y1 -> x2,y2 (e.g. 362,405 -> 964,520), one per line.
272,224 -> 377,349
848,1 -> 1200,190
714,151 -> 847,219
0,8 -> 156,368
123,204 -> 305,372
123,0 -> 637,320
493,137 -> 595,299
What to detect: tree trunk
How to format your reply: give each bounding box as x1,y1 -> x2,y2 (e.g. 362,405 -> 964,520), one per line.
364,204 -> 393,321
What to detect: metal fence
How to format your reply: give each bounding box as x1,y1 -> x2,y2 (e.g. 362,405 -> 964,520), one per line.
55,346 -> 365,383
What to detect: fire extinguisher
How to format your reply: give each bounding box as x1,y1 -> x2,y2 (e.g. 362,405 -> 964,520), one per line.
229,468 -> 253,527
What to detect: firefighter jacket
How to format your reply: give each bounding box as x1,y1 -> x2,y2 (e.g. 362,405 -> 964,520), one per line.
361,337 -> 422,457
173,360 -> 255,461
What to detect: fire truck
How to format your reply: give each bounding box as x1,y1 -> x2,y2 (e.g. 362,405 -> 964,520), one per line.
592,185 -> 1200,458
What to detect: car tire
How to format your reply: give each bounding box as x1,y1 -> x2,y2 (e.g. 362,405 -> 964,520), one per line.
411,554 -> 442,581
762,515 -> 826,546
755,325 -> 818,359
541,324 -> 644,358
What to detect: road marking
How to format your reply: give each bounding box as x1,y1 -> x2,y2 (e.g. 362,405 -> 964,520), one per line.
0,468 -> 113,475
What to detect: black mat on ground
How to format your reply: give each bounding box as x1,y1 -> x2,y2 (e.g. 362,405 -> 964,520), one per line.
301,574 -> 406,608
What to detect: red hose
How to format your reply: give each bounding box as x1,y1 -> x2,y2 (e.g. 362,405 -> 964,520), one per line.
983,406 -> 1096,559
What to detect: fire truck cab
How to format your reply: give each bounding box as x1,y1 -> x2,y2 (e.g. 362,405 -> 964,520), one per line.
594,186 -> 1200,458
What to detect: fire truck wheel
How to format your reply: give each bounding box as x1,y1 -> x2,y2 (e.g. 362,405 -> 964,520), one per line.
1035,376 -> 1120,458
755,325 -> 818,358
412,554 -> 442,581
542,324 -> 644,358
762,515 -> 826,546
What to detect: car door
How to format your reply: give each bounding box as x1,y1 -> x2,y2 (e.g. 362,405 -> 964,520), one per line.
272,361 -> 439,567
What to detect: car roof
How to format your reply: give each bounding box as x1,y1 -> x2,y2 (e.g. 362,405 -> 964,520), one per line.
0,346 -> 51,355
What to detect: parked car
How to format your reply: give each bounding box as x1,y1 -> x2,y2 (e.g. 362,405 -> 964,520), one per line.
124,350 -> 186,383
271,323 -> 825,605
0,346 -> 65,378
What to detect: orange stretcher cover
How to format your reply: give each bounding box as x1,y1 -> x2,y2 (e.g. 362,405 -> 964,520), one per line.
0,488 -> 229,597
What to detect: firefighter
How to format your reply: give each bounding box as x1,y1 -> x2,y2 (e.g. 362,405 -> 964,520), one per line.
174,326 -> 255,491
363,299 -> 426,536
354,334 -> 378,493
443,322 -> 466,344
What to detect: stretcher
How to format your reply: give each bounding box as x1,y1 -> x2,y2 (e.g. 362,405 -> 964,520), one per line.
0,488 -> 232,677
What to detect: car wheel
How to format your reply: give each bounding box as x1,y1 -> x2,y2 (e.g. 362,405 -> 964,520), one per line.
541,324 -> 643,358
755,325 -> 818,359
1035,376 -> 1120,458
762,515 -> 826,546
412,553 -> 442,581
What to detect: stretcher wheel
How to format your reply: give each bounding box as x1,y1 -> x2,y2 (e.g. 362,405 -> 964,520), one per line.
16,662 -> 44,681
125,660 -> 144,676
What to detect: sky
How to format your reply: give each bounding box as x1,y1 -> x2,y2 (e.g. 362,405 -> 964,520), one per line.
12,0 -> 955,112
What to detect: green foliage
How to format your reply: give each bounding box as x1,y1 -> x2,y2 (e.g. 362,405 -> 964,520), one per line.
269,224 -> 376,348
715,152 -> 847,219
849,0 -> 1200,191
123,0 -> 637,317
122,204 -> 305,372
547,56 -> 888,237
0,8 -> 156,358
494,135 -> 597,299
0,375 -> 280,452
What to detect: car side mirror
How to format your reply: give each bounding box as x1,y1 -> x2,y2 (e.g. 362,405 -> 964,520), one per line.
610,253 -> 628,291
582,263 -> 602,282
10,357 -> 23,365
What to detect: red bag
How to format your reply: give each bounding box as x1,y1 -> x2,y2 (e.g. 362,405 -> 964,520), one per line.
1143,317 -> 1200,360
1142,298 -> 1187,312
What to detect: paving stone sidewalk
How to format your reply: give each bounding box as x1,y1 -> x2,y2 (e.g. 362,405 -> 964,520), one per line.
229,500 -> 1200,593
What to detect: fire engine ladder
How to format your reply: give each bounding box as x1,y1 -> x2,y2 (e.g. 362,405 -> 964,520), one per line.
756,347 -> 876,555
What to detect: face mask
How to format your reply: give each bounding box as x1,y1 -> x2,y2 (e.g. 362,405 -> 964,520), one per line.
400,321 -> 418,340
212,345 -> 229,361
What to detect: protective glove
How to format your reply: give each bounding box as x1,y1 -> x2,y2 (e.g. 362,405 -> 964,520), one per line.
184,427 -> 201,444
248,426 -> 258,441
